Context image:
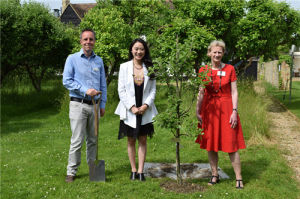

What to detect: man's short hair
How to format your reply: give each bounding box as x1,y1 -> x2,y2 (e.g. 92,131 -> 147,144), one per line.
80,28 -> 96,40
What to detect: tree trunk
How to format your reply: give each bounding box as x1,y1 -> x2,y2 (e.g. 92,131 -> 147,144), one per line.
0,64 -> 18,86
106,62 -> 117,87
175,103 -> 182,184
243,57 -> 254,74
231,56 -> 253,76
0,73 -> 6,86
176,139 -> 182,184
25,65 -> 46,92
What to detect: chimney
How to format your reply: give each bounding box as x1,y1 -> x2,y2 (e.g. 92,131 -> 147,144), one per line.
53,9 -> 60,17
62,0 -> 70,13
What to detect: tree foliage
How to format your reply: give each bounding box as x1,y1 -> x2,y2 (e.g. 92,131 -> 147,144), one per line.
79,0 -> 172,86
173,0 -> 300,72
0,0 -> 73,91
236,0 -> 300,61
0,0 -> 23,83
173,0 -> 245,63
79,5 -> 132,86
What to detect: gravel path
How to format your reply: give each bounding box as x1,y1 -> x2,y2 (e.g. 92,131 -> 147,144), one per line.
254,81 -> 300,183
268,99 -> 300,182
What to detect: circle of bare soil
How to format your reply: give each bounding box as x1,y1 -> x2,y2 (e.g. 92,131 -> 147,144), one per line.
160,181 -> 206,193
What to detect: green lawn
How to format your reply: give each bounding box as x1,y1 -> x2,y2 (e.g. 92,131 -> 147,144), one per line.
264,80 -> 300,119
1,79 -> 299,199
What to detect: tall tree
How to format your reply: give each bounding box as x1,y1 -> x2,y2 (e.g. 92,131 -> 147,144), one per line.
0,0 -> 23,84
235,0 -> 300,62
173,0 -> 245,65
79,0 -> 172,86
20,2 -> 73,91
173,0 -> 300,73
0,1 -> 73,91
79,5 -> 132,86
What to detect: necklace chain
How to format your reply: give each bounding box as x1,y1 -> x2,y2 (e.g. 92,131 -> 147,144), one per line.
133,62 -> 144,85
210,64 -> 223,93
212,62 -> 224,70
134,63 -> 143,70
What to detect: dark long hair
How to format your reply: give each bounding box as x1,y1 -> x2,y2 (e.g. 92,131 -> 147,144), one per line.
128,38 -> 155,79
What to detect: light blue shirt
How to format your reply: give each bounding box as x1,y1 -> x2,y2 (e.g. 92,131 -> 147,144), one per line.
63,49 -> 107,108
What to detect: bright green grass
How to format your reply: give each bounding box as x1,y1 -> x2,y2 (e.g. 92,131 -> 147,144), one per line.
264,81 -> 300,119
1,79 -> 299,199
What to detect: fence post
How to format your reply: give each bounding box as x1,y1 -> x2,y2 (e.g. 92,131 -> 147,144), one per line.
289,45 -> 296,104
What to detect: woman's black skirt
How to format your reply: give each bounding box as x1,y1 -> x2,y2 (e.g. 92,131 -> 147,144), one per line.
118,120 -> 154,139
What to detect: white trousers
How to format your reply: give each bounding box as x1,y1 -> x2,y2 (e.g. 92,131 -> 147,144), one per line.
66,101 -> 99,176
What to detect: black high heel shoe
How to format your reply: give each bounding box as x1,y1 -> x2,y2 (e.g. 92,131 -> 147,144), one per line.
208,175 -> 220,185
130,172 -> 137,180
137,173 -> 146,181
236,179 -> 244,189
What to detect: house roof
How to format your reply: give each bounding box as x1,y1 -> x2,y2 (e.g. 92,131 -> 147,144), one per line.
69,3 -> 97,19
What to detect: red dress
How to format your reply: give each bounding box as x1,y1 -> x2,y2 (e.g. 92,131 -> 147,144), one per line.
195,64 -> 246,153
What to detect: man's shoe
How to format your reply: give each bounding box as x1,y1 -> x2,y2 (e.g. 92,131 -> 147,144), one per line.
65,175 -> 75,183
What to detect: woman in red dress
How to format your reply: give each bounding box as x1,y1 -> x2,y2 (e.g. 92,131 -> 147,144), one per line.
195,40 -> 246,189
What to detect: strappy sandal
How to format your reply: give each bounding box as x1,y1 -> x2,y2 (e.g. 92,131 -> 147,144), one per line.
236,179 -> 244,189
208,175 -> 220,185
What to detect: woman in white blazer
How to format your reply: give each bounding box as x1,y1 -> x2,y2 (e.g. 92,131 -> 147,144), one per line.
115,38 -> 158,181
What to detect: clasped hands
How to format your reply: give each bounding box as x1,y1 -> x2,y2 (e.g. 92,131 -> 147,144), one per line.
131,104 -> 148,115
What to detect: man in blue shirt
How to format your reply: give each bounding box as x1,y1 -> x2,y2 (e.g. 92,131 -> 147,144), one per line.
63,28 -> 107,183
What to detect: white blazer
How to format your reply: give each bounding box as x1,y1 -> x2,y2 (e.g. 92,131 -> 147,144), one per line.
114,60 -> 158,128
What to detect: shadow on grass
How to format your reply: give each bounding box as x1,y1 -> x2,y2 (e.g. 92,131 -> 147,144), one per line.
1,121 -> 43,135
264,81 -> 300,118
76,173 -> 89,180
222,157 -> 269,184
1,86 -> 65,135
266,98 -> 287,113
2,91 -> 60,115
284,100 -> 300,111
268,97 -> 300,115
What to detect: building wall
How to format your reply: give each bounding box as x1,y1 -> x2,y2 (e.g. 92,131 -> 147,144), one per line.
280,62 -> 290,90
265,60 -> 279,88
258,60 -> 291,89
60,6 -> 81,26
293,52 -> 300,77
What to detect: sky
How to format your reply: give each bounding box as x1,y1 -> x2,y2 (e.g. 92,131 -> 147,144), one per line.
21,0 -> 97,11
284,0 -> 300,10
21,0 -> 300,11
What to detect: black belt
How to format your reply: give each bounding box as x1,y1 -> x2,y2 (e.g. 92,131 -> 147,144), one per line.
70,97 -> 99,105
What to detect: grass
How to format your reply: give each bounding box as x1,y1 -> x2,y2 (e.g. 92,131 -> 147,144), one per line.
264,80 -> 300,119
238,80 -> 271,145
1,78 -> 300,199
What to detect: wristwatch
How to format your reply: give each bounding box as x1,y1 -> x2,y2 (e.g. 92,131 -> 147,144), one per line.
233,108 -> 238,112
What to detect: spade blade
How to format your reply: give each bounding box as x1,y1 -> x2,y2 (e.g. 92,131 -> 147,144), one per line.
88,160 -> 105,182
